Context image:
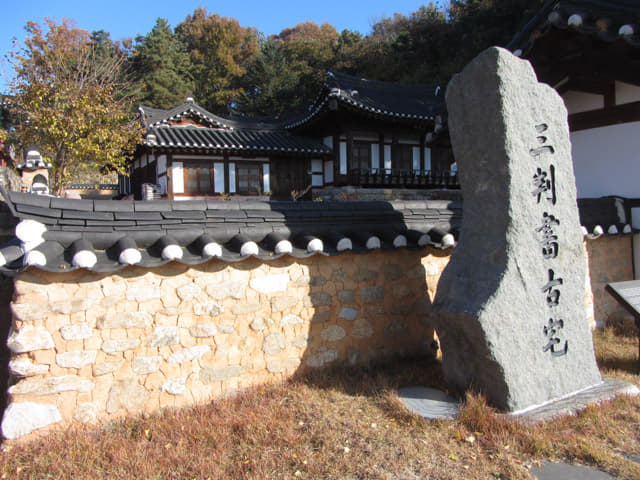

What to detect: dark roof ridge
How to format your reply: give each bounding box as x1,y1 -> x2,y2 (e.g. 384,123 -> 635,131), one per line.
507,0 -> 640,55
326,70 -> 441,93
140,101 -> 289,131
284,71 -> 444,130
139,100 -> 234,130
144,125 -> 331,155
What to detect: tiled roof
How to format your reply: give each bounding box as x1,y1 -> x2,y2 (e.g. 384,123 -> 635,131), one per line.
284,71 -> 444,129
508,0 -> 640,56
0,190 -> 629,274
578,196 -> 633,237
0,189 -> 462,273
145,125 -> 332,155
139,100 -> 234,129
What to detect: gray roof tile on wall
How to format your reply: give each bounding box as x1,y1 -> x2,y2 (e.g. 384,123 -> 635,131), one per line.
0,189 -> 463,273
1,189 -> 627,274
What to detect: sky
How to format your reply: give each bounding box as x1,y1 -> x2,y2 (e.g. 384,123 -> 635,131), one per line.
1,0 -> 434,92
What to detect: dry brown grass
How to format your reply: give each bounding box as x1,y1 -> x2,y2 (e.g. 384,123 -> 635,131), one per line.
0,330 -> 638,480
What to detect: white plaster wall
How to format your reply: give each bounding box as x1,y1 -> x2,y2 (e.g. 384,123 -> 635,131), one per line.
563,90 -> 603,114
571,121 -> 640,198
615,81 -> 640,105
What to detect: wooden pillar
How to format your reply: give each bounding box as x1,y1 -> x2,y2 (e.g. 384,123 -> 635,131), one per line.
167,153 -> 174,200
346,132 -> 353,175
333,134 -> 340,185
224,155 -> 229,194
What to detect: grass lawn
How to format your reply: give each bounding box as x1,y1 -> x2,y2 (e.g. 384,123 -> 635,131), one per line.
1,329 -> 638,479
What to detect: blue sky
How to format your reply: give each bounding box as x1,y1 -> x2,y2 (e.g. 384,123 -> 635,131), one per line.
1,0 -> 436,92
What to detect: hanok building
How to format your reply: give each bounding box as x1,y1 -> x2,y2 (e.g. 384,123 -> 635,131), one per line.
128,71 -> 454,200
508,0 -> 640,204
508,0 -> 640,324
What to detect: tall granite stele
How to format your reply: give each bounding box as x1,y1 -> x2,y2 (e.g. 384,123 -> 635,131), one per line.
433,47 -> 602,412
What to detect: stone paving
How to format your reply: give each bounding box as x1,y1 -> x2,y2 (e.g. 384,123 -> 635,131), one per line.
398,380 -> 640,479
513,378 -> 639,423
531,462 -> 615,480
397,386 -> 460,419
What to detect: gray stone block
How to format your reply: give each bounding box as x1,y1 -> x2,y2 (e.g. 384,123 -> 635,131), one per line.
59,323 -> 93,341
311,311 -> 331,324
433,47 -> 602,412
206,281 -> 245,300
161,377 -> 187,395
9,357 -> 49,377
167,345 -> 210,364
355,269 -> 378,282
250,317 -> 270,331
306,291 -> 332,307
193,301 -> 224,316
132,356 -> 162,375
200,366 -> 248,383
306,347 -> 338,368
93,360 -> 124,376
9,375 -> 95,395
102,339 -> 140,355
338,307 -> 358,321
321,325 -> 346,342
338,290 -> 356,303
56,350 -> 98,369
381,263 -> 403,281
270,295 -> 298,312
7,326 -> 54,353
263,332 -> 285,355
147,326 -> 179,347
281,314 -> 303,326
106,379 -> 149,414
351,318 -> 374,338
361,286 -> 384,303
1,402 -> 62,439
189,324 -> 218,338
97,311 -> 152,330
266,358 -> 301,373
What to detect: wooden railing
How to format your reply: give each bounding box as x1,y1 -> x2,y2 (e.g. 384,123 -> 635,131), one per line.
347,168 -> 460,188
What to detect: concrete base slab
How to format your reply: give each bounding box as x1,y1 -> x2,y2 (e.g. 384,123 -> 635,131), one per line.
512,378 -> 639,423
397,386 -> 460,420
531,462 -> 615,480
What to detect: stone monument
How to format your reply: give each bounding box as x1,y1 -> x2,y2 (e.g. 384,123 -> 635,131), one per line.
432,47 -> 602,412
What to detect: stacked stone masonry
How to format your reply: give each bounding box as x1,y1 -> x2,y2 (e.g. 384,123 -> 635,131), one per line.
3,249 -> 449,440
586,236 -> 634,328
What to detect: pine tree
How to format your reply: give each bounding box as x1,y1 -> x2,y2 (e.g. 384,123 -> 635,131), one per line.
130,18 -> 194,109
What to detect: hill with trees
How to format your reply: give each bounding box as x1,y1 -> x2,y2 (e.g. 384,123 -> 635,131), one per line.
3,1 -> 547,186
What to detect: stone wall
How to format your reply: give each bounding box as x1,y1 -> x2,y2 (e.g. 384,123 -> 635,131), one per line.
586,236 -> 635,328
2,249 -> 449,440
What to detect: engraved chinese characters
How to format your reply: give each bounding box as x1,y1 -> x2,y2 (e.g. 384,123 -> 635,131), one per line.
433,47 -> 601,412
531,125 -> 567,356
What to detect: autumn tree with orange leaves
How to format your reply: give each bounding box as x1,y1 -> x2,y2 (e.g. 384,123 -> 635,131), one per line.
8,18 -> 142,194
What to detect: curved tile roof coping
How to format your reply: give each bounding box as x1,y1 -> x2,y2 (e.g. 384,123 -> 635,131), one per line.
508,0 -> 640,56
0,188 -> 463,274
143,126 -> 331,155
284,71 -> 444,130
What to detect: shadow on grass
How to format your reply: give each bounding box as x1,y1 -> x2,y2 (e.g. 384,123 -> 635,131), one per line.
291,353 -> 448,399
596,357 -> 640,375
